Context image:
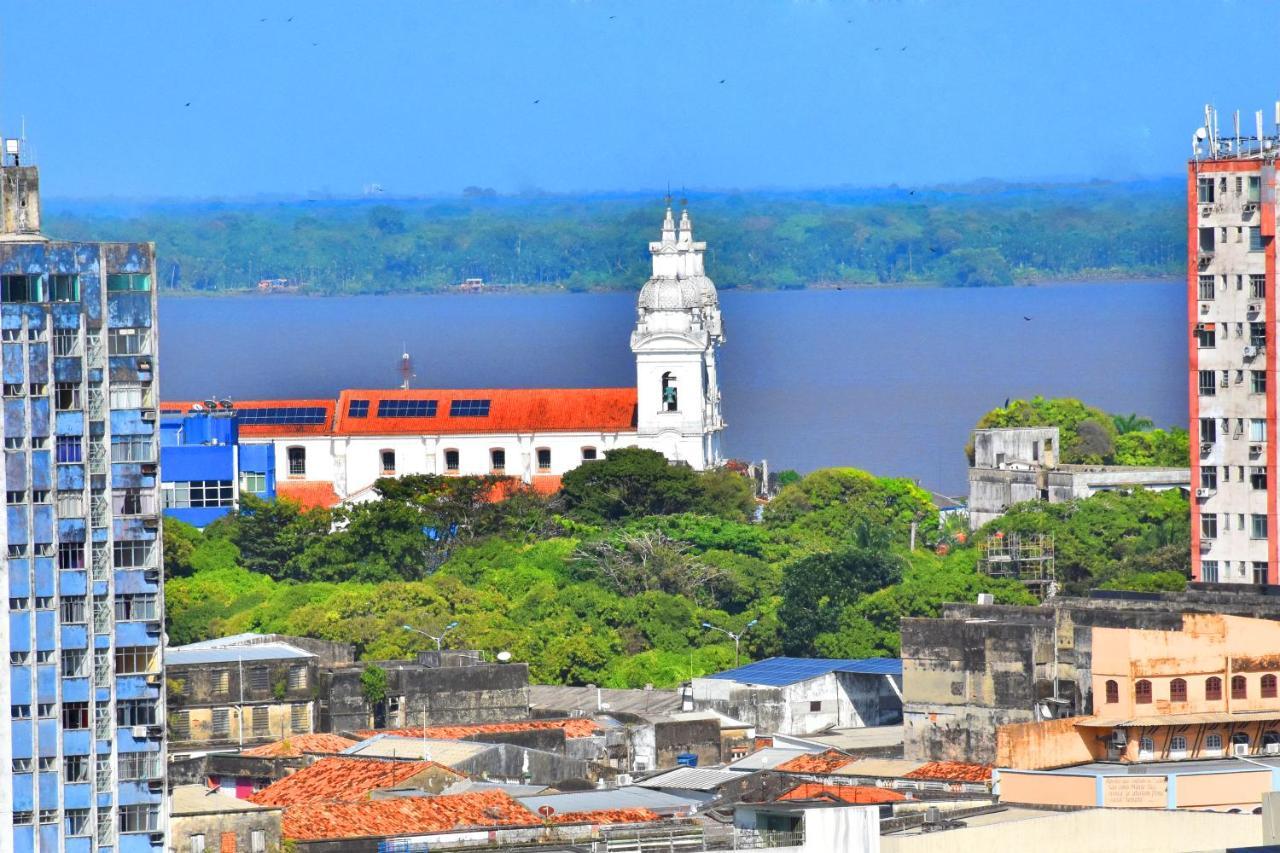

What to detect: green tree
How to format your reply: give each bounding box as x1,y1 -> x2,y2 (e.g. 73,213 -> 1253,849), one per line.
360,665 -> 388,705
935,247 -> 1013,287
764,468 -> 937,551
968,397 -> 1118,464
162,518 -> 202,577
206,493 -> 330,579
559,448 -> 705,523
778,546 -> 904,655
1112,412 -> 1155,435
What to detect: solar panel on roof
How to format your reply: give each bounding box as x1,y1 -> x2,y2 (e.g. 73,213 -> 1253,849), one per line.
706,656 -> 901,686
236,407 -> 328,425
347,399 -> 369,418
449,399 -> 491,417
377,399 -> 437,418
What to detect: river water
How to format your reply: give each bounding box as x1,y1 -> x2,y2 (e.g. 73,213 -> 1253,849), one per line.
157,280 -> 1186,494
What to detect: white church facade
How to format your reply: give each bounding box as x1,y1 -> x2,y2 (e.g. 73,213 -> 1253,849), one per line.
161,203 -> 726,508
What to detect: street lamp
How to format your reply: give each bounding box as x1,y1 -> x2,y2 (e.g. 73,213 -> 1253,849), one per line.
701,619 -> 758,669
403,621 -> 459,652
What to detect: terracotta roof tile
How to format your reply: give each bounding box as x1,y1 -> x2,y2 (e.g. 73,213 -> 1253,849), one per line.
775,749 -> 856,774
779,783 -> 905,805
550,808 -> 661,825
279,790 -> 535,841
248,757 -> 463,807
333,388 -> 638,436
903,761 -> 993,782
160,399 -> 336,437
360,719 -> 601,741
275,480 -> 341,510
240,734 -> 358,759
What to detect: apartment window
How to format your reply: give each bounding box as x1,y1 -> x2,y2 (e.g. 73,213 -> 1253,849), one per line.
6,489 -> 24,504
1135,679 -> 1152,704
33,595 -> 52,610
1138,736 -> 1154,759
62,701 -> 89,729
381,449 -> 396,475
55,382 -> 81,411
11,704 -> 31,719
2,383 -> 23,397
582,446 -> 598,461
287,664 -> 308,690
1233,675 -> 1249,699
118,804 -> 160,834
1199,227 -> 1215,252
1207,733 -> 1223,751
164,480 -> 233,509
1252,419 -> 1268,442
13,811 -> 31,826
1199,370 -> 1216,396
113,539 -> 153,568
213,670 -> 231,696
1251,322 -> 1267,348
107,328 -> 148,356
1253,370 -> 1268,394
1195,323 -> 1216,348
61,648 -> 87,678
211,707 -> 231,738
4,436 -> 22,449
1255,562 -> 1271,586
252,830 -> 267,853
61,595 -> 87,624
1252,467 -> 1268,490
111,435 -> 153,462
1104,680 -> 1118,703
240,471 -> 266,493
115,593 -> 158,621
1202,560 -> 1220,584
10,650 -> 29,665
1198,274 -> 1215,299
119,751 -> 160,781
115,697 -> 159,727
252,706 -> 269,736
537,447 -> 552,471
1,274 -> 44,302
250,666 -> 269,691
291,703 -> 309,733
56,434 -> 82,463
64,754 -> 89,783
1170,678 -> 1187,703
171,711 -> 191,740
58,541 -> 85,571
108,382 -> 144,410
287,446 -> 306,477
1252,274 -> 1268,299
114,645 -> 155,675
1264,675 -> 1280,699
490,448 -> 505,472
35,649 -> 53,664
1201,467 -> 1218,490
1250,226 -> 1265,251
190,835 -> 206,853
1170,735 -> 1187,755
51,274 -> 80,302
8,596 -> 27,612
113,488 -> 151,516
1198,177 -> 1216,203
1253,514 -> 1270,540
1201,514 -> 1218,540
106,274 -> 152,293
37,704 -> 54,719
38,810 -> 57,826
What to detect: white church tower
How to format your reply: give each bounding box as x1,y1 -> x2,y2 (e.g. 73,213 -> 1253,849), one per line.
631,200 -> 725,469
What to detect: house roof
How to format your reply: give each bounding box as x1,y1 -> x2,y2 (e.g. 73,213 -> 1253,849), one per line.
171,785 -> 282,817
248,757 -> 463,807
160,399 -> 337,437
331,388 -> 637,435
778,783 -> 906,805
240,733 -> 359,758
705,656 -> 902,687
518,788 -> 703,816
359,719 -> 602,741
275,480 -> 342,510
527,685 -> 682,718
636,767 -> 742,791
166,641 -> 314,667
902,761 -> 992,783
343,737 -> 492,765
774,749 -> 857,774
728,749 -> 818,772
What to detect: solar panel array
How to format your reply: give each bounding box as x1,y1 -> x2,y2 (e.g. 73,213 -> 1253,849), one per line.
377,399 -> 438,418
236,406 -> 329,426
705,656 -> 902,686
347,399 -> 370,418
449,399 -> 491,417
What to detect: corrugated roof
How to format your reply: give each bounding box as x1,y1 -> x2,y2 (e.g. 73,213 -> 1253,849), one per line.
518,788 -> 703,816
241,734 -> 359,758
528,685 -> 682,717
636,767 -> 741,791
333,388 -> 637,435
705,657 -> 902,687
249,757 -> 463,807
276,480 -> 342,510
358,719 -> 602,741
166,641 -> 314,666
779,783 -> 906,804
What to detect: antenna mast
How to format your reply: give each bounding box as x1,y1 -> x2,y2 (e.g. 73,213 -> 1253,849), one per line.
399,346 -> 413,390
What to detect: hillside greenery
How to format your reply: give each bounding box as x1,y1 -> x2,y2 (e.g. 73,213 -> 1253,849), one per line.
48,180 -> 1182,294
164,448 -> 1189,688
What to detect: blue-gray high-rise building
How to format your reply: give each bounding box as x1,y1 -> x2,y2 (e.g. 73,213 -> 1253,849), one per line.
0,136 -> 166,852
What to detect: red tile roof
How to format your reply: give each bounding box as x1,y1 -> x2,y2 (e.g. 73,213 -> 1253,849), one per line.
550,808 -> 661,825
775,749 -> 856,774
779,783 -> 906,805
160,399 -> 336,437
275,480 -> 341,510
279,790 -> 534,841
248,757 -> 463,807
903,761 -> 993,783
332,388 -> 637,435
360,719 -> 602,741
240,734 -> 358,759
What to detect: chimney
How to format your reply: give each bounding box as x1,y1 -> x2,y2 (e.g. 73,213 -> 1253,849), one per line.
0,137 -> 42,238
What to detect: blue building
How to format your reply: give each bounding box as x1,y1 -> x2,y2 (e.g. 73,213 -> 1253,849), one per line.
159,407 -> 275,528
1,138 -> 166,852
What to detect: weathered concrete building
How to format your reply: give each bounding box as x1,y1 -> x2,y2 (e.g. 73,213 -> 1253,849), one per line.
902,587 -> 1280,764
690,658 -> 903,737
168,785 -> 282,853
968,427 -> 1189,530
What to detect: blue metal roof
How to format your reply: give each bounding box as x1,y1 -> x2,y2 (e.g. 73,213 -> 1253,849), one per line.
705,656 -> 901,687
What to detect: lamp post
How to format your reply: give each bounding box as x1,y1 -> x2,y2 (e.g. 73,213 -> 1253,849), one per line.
402,621 -> 459,652
701,619 -> 758,669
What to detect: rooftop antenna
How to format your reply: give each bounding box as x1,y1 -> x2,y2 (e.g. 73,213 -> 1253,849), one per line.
399,346 -> 413,390
1234,110 -> 1241,155
1257,111 -> 1265,156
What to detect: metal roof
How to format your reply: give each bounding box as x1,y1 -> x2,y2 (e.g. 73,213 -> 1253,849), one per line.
165,642 -> 314,666
636,767 -> 742,791
705,657 -> 901,687
342,735 -> 490,765
728,749 -> 816,772
528,685 -> 682,718
518,787 -> 702,815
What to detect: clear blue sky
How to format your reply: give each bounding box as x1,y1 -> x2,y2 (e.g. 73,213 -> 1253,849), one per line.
2,1 -> 1275,199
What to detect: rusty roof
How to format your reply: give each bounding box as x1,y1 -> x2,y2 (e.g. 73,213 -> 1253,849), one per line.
774,749 -> 857,774
778,783 -> 906,804
240,734 -> 359,759
902,761 -> 993,782
248,757 -> 463,807
359,719 -> 602,741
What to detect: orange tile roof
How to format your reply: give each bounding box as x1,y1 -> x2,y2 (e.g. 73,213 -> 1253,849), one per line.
160,399 -> 336,437
240,734 -> 358,759
279,790 -> 535,841
484,476 -> 562,502
248,757 -> 463,807
275,480 -> 341,510
903,761 -> 993,782
779,783 -> 906,805
775,749 -> 856,774
332,388 -> 637,435
550,808 -> 661,825
360,719 -> 602,741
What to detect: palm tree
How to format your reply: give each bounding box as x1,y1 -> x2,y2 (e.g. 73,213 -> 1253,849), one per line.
1112,413 -> 1154,435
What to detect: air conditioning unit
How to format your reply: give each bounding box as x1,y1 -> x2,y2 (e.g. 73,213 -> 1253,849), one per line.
1110,731 -> 1127,749
131,725 -> 148,739
139,409 -> 156,421
1249,302 -> 1262,314
144,620 -> 162,634
1245,345 -> 1259,358
143,568 -> 160,582
140,463 -> 157,476
1251,444 -> 1265,457
1234,742 -> 1250,756
147,724 -> 164,738
137,359 -> 152,371
1195,488 -> 1214,498
1200,303 -> 1212,314
143,673 -> 162,686
1202,206 -> 1214,216
1200,442 -> 1215,455
1245,202 -> 1260,212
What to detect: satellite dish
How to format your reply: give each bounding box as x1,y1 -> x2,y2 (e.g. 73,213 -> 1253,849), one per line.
1195,127 -> 1208,141
496,651 -> 512,663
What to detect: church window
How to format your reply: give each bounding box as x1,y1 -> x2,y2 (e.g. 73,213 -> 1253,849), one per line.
490,449 -> 506,473
444,449 -> 459,473
661,373 -> 678,412
537,448 -> 552,471
582,447 -> 598,461
380,450 -> 396,475
287,446 -> 306,477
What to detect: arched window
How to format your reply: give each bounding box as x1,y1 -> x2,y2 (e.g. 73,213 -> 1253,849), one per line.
1206,733 -> 1223,751
443,449 -> 460,473
490,449 -> 506,473
1233,675 -> 1248,699
581,447 -> 598,462
1134,679 -> 1152,704
1170,735 -> 1187,755
287,446 -> 306,477
1206,676 -> 1223,701
1104,680 -> 1119,704
536,448 -> 552,471
661,372 -> 678,412
380,450 -> 396,475
1263,675 -> 1277,698
1170,678 -> 1187,703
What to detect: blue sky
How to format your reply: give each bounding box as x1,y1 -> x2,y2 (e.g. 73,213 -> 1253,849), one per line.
3,1 -> 1276,198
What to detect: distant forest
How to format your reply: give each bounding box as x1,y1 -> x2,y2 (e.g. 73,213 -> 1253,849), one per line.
44,180 -> 1184,294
